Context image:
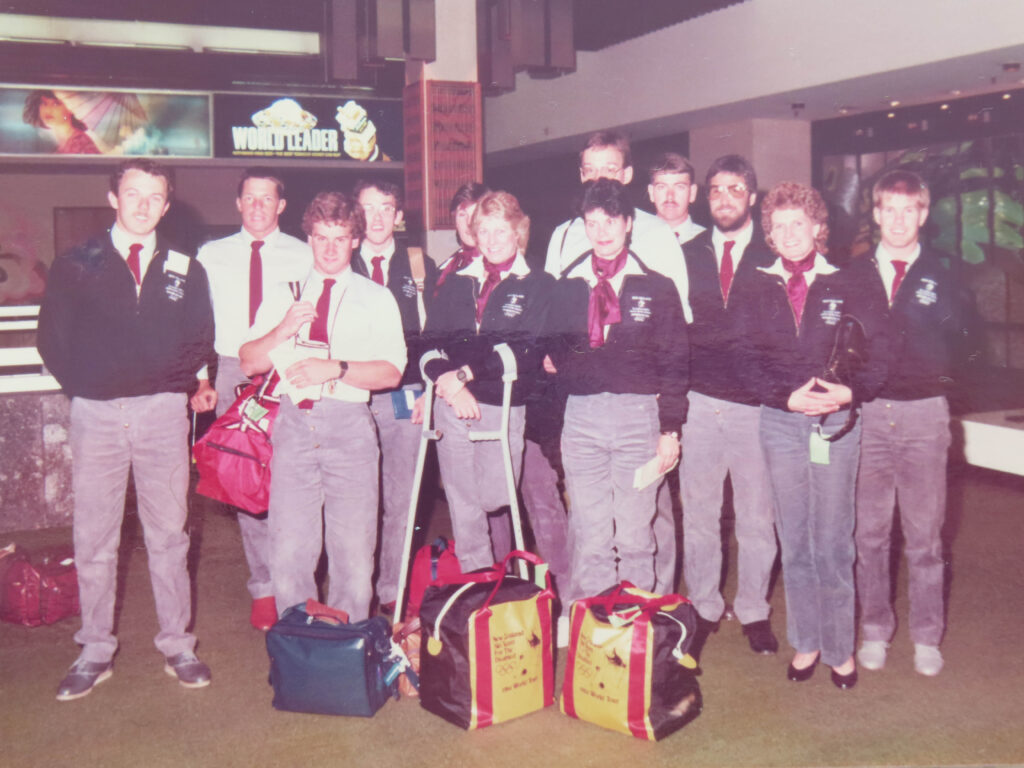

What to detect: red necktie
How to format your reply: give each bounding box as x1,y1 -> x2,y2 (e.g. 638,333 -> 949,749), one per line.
588,247 -> 629,348
890,259 -> 907,303
371,255 -> 385,286
249,240 -> 264,326
308,278 -> 335,343
719,240 -> 735,302
127,243 -> 143,286
782,253 -> 815,327
476,255 -> 516,324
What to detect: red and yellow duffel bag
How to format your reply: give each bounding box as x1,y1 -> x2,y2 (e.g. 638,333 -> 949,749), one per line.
561,583 -> 702,740
418,550 -> 555,730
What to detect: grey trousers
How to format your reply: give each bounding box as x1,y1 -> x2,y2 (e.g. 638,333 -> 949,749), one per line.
761,407 -> 860,668
520,438 -> 572,608
214,355 -> 272,600
653,476 -> 680,594
434,400 -> 525,573
70,393 -> 195,663
562,393 -> 660,604
268,398 -> 380,621
856,397 -> 950,647
681,391 -> 776,623
369,388 -> 422,605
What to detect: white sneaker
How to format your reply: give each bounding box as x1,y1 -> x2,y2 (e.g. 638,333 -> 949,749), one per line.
857,640 -> 888,671
556,616 -> 570,649
914,644 -> 944,676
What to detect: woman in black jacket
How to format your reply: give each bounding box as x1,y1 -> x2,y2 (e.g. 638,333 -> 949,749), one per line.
744,182 -> 888,690
420,190 -> 554,573
546,178 -> 688,606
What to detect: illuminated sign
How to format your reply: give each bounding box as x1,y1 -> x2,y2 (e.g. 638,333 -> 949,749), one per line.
0,87 -> 211,157
214,94 -> 402,162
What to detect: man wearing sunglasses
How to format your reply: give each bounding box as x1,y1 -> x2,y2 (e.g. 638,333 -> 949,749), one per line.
679,154 -> 778,660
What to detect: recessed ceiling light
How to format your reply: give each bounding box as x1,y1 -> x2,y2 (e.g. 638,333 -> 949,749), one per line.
950,89 -> 962,96
940,103 -> 950,110
887,112 -> 895,118
889,100 -> 901,107
1003,93 -> 1012,100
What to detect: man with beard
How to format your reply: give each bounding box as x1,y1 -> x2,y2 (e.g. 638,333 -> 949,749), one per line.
680,155 -> 778,660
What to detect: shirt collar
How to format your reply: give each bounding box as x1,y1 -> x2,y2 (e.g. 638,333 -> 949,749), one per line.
565,250 -> 645,285
711,221 -> 753,254
242,227 -> 281,246
759,252 -> 838,279
360,240 -> 396,264
458,251 -> 530,281
111,224 -> 157,259
875,241 -> 921,268
305,264 -> 353,296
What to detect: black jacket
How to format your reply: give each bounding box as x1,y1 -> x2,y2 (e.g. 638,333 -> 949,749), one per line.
351,243 -> 439,387
547,251 -> 689,432
38,231 -> 214,400
868,248 -> 974,401
422,264 -> 554,407
740,255 -> 889,411
683,229 -> 775,406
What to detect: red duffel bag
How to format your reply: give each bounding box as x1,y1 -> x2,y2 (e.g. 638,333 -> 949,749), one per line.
0,544 -> 80,627
193,374 -> 279,514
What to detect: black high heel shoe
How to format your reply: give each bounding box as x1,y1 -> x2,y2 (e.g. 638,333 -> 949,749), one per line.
786,654 -> 819,682
830,667 -> 858,690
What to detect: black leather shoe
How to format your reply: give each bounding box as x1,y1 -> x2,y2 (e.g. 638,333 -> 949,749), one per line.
787,655 -> 819,682
742,619 -> 779,654
830,668 -> 858,690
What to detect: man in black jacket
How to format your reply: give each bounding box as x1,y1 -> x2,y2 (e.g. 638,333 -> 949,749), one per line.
39,160 -> 215,700
855,169 -> 966,677
352,179 -> 438,613
680,155 -> 779,658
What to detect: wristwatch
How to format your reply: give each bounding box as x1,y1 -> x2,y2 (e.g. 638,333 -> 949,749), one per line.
337,360 -> 349,380
456,367 -> 468,383
661,430 -> 679,441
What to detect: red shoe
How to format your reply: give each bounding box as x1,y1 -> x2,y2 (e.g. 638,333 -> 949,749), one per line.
250,596 -> 278,631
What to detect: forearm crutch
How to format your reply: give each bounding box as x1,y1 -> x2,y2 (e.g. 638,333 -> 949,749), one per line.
467,343 -> 528,579
393,349 -> 444,624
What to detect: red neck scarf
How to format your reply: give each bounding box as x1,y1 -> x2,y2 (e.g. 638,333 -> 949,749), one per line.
782,253 -> 815,327
476,253 -> 516,323
588,247 -> 630,348
436,246 -> 478,295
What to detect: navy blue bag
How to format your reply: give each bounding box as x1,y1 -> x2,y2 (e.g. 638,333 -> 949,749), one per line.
266,602 -> 400,716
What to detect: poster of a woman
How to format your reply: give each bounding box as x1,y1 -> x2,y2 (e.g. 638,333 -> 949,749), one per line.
22,89 -> 101,155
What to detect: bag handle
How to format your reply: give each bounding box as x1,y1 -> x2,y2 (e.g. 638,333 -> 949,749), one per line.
303,598 -> 349,625
580,584 -> 688,619
480,550 -> 553,612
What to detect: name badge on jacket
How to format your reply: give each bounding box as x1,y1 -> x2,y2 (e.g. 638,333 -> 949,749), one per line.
401,275 -> 418,299
162,250 -> 190,302
502,292 -> 525,319
915,278 -> 938,306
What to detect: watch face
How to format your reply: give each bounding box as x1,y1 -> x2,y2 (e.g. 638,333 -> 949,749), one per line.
456,369 -> 467,382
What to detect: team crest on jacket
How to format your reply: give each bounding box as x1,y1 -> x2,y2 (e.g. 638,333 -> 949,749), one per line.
401,275 -> 418,298
819,298 -> 843,325
628,294 -> 652,322
915,278 -> 938,306
502,292 -> 525,318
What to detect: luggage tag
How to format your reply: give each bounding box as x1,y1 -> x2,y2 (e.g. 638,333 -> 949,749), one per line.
809,426 -> 830,465
391,387 -> 423,419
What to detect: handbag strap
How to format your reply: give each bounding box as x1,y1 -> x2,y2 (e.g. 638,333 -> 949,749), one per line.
480,550 -> 553,612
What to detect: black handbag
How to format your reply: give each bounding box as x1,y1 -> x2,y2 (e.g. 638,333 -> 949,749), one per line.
266,601 -> 401,716
819,315 -> 867,442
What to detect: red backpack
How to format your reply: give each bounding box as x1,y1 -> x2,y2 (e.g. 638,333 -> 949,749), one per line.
403,538 -> 463,622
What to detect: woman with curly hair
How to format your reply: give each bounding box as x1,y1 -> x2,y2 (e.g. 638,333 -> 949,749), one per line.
742,182 -> 888,689
23,90 -> 100,155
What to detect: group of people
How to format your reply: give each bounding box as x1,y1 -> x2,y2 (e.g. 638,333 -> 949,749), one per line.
38,125 -> 962,702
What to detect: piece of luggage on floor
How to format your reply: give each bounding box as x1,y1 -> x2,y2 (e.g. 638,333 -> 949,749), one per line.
561,583 -> 702,740
0,544 -> 79,627
418,550 -> 555,730
266,600 -> 400,716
